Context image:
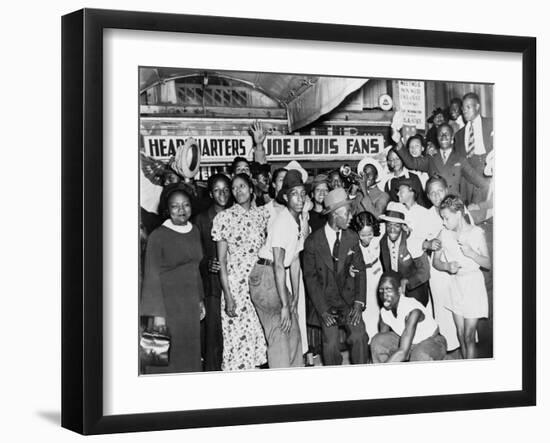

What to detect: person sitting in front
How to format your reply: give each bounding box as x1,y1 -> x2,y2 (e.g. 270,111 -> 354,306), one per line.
303,188 -> 369,366
371,271 -> 447,363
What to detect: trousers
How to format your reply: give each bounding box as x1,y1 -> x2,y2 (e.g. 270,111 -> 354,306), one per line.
249,263 -> 303,368
371,331 -> 447,363
320,307 -> 369,366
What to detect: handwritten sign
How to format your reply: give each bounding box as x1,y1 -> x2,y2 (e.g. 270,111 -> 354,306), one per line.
398,81 -> 426,130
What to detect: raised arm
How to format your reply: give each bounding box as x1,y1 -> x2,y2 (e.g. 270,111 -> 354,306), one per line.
249,120 -> 267,165
395,139 -> 430,172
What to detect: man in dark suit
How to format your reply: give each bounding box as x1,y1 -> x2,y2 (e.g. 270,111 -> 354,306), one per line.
303,188 -> 369,366
395,123 -> 488,205
454,92 -> 493,204
378,202 -> 431,307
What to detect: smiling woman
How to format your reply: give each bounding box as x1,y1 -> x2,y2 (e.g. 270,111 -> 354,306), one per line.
140,188 -> 205,374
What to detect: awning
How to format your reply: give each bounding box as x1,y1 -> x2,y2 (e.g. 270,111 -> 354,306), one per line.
286,77 -> 368,132
139,68 -> 369,132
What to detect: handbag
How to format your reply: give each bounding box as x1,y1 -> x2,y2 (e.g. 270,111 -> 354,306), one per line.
139,325 -> 171,367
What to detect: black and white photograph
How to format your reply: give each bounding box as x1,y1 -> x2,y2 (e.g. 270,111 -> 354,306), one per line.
138,68 -> 494,375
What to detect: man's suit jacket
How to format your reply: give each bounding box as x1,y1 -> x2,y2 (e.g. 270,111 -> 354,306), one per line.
379,233 -> 431,304
303,226 -> 366,325
454,116 -> 493,158
396,145 -> 487,200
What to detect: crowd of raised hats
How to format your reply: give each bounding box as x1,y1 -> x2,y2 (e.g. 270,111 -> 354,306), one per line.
139,92 -> 494,372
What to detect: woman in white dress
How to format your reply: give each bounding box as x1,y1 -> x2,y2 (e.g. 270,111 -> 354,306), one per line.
351,211 -> 384,344
424,175 -> 460,352
433,195 -> 491,359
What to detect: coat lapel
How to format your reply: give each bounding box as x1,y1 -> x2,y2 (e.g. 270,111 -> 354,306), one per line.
318,229 -> 335,272
337,230 -> 353,274
380,234 -> 390,271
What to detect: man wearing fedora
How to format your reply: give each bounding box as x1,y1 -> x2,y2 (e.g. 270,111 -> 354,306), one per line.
303,188 -> 369,366
379,202 -> 431,307
249,169 -> 309,368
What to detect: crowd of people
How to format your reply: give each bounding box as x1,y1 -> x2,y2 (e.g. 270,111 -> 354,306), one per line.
139,92 -> 494,373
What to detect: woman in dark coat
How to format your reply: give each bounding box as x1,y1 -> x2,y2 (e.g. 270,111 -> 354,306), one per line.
140,188 -> 205,373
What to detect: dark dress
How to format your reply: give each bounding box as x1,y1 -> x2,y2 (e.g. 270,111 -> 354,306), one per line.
140,224 -> 204,373
194,206 -> 223,371
308,209 -> 327,233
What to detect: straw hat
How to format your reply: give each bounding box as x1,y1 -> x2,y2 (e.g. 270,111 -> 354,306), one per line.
379,202 -> 411,226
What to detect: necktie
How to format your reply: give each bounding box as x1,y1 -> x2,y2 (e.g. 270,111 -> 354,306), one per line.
332,231 -> 340,268
467,123 -> 475,157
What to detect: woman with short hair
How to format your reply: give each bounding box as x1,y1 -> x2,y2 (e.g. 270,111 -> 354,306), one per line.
433,195 -> 491,359
140,188 -> 205,373
351,211 -> 384,343
212,173 -> 269,370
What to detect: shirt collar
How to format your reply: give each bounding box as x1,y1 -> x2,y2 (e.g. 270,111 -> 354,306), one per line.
388,233 -> 402,248
394,168 -> 410,179
163,218 -> 193,233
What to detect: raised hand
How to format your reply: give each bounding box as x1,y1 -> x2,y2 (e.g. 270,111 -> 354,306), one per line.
249,120 -> 267,146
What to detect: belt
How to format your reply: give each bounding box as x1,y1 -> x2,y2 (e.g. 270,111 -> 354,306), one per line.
257,258 -> 274,266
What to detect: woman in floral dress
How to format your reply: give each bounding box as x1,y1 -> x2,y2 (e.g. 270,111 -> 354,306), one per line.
212,173 -> 269,370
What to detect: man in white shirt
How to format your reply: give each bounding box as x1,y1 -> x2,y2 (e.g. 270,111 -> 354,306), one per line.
249,169 -> 308,368
371,271 -> 447,363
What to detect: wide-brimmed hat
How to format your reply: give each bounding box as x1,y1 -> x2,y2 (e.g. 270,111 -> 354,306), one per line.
379,202 -> 410,226
322,188 -> 354,215
277,169 -> 305,202
284,160 -> 309,183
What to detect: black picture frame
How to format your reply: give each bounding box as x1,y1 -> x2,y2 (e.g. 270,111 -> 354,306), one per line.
61,8 -> 536,435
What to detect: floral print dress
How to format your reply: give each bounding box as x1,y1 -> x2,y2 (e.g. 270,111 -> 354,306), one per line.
212,203 -> 270,370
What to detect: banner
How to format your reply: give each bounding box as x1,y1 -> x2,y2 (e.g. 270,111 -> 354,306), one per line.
143,135 -> 385,163
397,80 -> 426,130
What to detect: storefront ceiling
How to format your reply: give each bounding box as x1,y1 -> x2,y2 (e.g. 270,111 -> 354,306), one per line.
140,67 -> 321,106
140,68 -> 369,132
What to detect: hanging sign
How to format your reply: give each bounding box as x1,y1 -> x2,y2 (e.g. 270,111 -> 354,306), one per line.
397,80 -> 426,130
143,135 -> 386,163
